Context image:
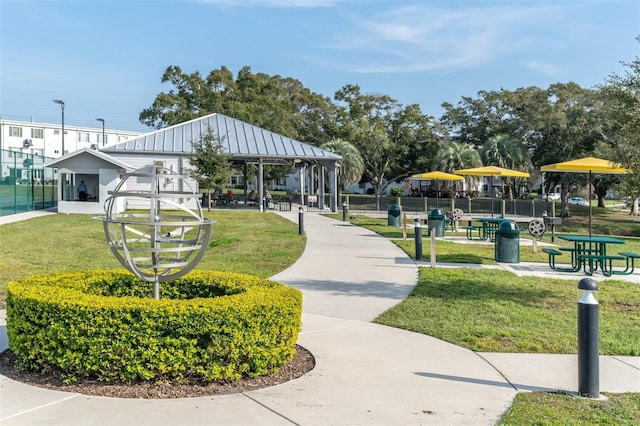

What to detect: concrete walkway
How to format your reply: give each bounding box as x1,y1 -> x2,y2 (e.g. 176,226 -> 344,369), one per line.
0,210 -> 638,425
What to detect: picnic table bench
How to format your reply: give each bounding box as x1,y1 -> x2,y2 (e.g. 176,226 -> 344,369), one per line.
461,225 -> 483,240
613,252 -> 640,275
578,253 -> 626,277
542,248 -> 579,272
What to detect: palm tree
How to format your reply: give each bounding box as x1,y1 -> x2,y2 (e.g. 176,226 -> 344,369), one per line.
479,134 -> 531,199
320,138 -> 365,197
432,142 -> 482,196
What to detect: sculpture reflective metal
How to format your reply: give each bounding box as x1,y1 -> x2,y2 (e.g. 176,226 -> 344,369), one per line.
97,163 -> 212,298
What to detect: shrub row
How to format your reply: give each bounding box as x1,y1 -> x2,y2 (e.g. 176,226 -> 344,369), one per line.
6,269 -> 302,384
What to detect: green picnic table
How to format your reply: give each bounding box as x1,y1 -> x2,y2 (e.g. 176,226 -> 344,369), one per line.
544,234 -> 628,276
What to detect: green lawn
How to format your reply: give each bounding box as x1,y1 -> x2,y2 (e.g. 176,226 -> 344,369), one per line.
375,268 -> 639,355
498,392 -> 640,425
0,210 -> 305,308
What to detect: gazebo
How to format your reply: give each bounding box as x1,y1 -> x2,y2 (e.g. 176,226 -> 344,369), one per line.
48,113 -> 342,214
101,113 -> 342,211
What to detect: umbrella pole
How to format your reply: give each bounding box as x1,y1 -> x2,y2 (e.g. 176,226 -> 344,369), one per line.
436,180 -> 439,208
490,176 -> 494,218
589,170 -> 591,238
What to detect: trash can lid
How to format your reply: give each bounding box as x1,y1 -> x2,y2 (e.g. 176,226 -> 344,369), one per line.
499,220 -> 519,231
389,204 -> 400,211
430,208 -> 444,216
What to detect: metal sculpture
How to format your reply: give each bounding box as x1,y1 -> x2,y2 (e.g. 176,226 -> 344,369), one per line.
97,163 -> 212,298
527,218 -> 546,238
451,208 -> 464,232
527,218 -> 546,254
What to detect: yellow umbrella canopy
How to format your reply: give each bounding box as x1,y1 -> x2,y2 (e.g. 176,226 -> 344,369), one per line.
540,156 -> 630,174
541,156 -> 630,236
411,171 -> 464,208
411,171 -> 464,181
454,166 -> 530,217
453,166 -> 530,178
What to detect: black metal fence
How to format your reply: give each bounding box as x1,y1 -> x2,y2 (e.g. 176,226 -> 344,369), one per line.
342,195 -> 555,218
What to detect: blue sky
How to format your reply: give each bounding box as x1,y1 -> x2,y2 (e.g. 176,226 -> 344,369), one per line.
1,0 -> 638,133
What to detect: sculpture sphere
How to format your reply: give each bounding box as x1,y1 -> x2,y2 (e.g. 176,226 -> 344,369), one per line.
97,163 -> 212,298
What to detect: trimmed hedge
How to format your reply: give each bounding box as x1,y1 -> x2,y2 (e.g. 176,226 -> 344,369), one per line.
6,269 -> 302,384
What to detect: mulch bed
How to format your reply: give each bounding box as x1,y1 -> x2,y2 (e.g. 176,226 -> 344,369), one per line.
0,345 -> 315,399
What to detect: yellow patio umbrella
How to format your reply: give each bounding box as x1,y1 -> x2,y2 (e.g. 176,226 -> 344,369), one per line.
411,171 -> 463,208
541,156 -> 630,237
454,166 -> 530,217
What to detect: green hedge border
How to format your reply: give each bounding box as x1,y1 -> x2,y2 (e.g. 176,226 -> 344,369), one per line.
6,269 -> 302,383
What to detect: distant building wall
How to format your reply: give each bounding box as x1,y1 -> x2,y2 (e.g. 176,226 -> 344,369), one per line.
0,119 -> 141,158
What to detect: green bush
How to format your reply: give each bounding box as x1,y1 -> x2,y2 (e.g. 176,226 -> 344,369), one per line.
389,187 -> 405,197
6,269 -> 302,384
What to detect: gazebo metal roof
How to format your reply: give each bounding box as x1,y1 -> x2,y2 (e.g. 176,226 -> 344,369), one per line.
101,112 -> 341,166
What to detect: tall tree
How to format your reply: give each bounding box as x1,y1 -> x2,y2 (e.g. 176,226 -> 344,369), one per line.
524,83 -> 603,216
432,142 -> 482,196
139,65 -> 337,145
320,138 -> 364,194
479,134 -> 531,199
186,127 -> 233,211
440,89 -> 520,147
333,84 -> 444,200
599,38 -> 640,215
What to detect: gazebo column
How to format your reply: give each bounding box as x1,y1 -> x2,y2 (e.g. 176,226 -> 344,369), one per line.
318,166 -> 326,210
258,158 -> 264,211
243,162 -> 248,201
308,165 -> 314,205
299,165 -> 305,206
328,165 -> 337,212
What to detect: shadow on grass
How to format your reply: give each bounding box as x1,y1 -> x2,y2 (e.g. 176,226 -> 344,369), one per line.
436,254 -> 487,263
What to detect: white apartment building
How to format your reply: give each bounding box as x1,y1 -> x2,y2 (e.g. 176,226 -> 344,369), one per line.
0,118 -> 142,158
0,118 -> 142,185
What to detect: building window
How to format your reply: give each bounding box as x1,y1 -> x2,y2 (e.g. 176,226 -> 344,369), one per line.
54,129 -> 60,135
231,175 -> 245,187
118,135 -> 129,142
9,126 -> 22,137
31,128 -> 44,138
97,133 -> 107,144
78,132 -> 90,142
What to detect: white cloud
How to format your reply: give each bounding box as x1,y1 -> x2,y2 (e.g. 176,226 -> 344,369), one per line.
323,3 -> 576,74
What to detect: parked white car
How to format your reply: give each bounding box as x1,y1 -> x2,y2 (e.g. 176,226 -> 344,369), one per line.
541,193 -> 561,201
568,197 -> 589,206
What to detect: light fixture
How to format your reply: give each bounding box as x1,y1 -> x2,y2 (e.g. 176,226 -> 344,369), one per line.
52,99 -> 65,155
96,118 -> 105,146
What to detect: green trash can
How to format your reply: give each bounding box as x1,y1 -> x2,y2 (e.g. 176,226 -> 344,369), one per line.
495,220 -> 522,263
388,204 -> 401,227
428,208 -> 445,237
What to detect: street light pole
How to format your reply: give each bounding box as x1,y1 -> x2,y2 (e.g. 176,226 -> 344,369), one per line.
52,100 -> 65,155
96,118 -> 105,146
